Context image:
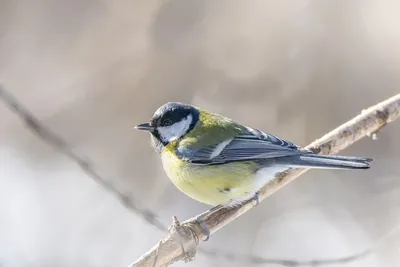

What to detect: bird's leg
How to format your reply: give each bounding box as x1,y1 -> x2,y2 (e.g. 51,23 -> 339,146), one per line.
195,204 -> 222,242
252,192 -> 259,206
198,218 -> 210,241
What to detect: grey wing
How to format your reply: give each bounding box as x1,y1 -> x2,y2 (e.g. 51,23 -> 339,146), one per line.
177,127 -> 308,165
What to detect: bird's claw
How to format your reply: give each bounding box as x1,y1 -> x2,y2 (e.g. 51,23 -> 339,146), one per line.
198,217 -> 210,241
252,192 -> 259,206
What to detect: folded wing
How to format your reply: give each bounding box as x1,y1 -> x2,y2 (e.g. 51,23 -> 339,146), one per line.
177,128 -> 306,165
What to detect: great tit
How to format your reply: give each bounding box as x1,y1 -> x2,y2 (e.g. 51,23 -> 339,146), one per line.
135,102 -> 372,207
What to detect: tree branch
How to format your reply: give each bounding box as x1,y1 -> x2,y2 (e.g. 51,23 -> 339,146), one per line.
130,93 -> 400,267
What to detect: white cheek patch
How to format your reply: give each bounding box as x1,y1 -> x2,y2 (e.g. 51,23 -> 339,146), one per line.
158,115 -> 192,143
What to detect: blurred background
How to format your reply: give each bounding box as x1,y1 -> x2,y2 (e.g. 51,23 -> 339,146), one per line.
1,0 -> 399,266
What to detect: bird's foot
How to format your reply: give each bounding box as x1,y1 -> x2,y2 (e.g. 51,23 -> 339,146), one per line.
195,205 -> 223,242
198,217 -> 210,241
252,192 -> 259,206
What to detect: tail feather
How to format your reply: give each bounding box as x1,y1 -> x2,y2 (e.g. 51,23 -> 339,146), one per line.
276,154 -> 372,170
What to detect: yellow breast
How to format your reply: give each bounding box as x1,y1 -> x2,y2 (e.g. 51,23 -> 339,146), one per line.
161,144 -> 259,206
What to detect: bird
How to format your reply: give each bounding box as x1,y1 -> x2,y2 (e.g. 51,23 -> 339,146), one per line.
135,102 -> 372,207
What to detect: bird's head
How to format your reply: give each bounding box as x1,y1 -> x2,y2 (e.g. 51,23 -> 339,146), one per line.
135,102 -> 200,146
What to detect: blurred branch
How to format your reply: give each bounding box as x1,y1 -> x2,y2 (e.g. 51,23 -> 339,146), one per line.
200,224 -> 400,267
0,85 -> 167,232
130,93 -> 400,267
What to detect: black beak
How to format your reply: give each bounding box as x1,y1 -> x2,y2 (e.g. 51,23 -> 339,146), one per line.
134,122 -> 155,132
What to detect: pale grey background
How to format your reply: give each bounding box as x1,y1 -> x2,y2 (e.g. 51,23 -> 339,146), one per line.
0,1 -> 399,267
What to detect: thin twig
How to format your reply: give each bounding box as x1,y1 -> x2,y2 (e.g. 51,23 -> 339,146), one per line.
129,93 -> 400,267
0,85 -> 168,232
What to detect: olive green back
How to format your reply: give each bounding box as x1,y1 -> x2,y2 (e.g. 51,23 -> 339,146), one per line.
179,109 -> 247,149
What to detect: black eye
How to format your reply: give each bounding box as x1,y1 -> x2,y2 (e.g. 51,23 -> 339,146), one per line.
162,119 -> 173,126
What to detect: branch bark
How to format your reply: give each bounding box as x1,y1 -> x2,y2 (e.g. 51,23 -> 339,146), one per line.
130,93 -> 400,267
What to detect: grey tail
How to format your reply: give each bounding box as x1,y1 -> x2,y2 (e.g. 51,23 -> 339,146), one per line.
276,154 -> 373,170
